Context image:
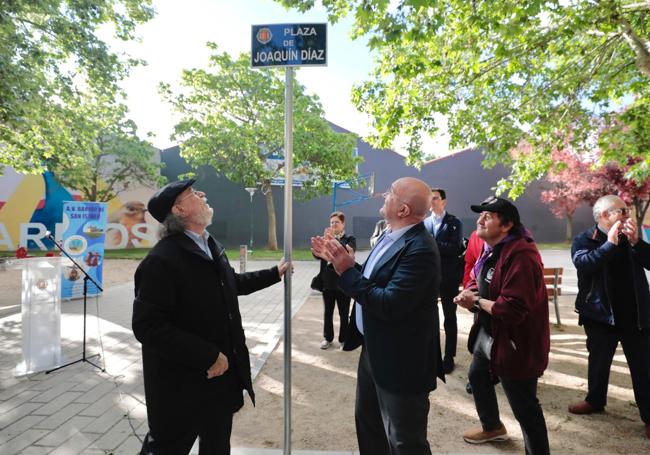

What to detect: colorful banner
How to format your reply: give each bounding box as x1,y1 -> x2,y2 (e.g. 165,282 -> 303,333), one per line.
0,166 -> 158,251
60,201 -> 107,299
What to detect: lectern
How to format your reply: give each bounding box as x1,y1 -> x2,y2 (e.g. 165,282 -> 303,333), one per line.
8,257 -> 68,375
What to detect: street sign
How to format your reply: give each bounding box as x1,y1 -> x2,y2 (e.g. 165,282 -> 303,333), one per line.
251,23 -> 327,68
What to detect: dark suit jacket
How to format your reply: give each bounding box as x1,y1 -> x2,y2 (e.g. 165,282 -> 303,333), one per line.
340,222 -> 444,394
132,233 -> 280,434
424,212 -> 463,289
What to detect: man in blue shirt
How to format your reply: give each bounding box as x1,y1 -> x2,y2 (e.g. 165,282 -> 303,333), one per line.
424,188 -> 463,373
312,177 -> 444,455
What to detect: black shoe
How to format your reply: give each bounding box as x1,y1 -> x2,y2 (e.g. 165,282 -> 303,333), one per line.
465,382 -> 473,394
443,356 -> 455,374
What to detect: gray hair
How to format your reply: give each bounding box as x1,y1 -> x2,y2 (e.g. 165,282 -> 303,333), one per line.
592,195 -> 623,222
159,212 -> 186,239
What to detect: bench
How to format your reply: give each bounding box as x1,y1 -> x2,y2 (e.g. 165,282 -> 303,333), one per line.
544,267 -> 563,325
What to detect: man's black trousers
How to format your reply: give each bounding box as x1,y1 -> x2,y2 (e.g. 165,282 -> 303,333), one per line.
355,347 -> 432,455
583,319 -> 650,423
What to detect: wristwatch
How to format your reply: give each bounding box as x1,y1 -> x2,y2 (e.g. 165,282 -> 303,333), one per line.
473,296 -> 481,311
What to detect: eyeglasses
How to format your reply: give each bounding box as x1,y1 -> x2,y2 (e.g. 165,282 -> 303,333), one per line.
383,186 -> 411,209
175,188 -> 201,205
608,207 -> 630,216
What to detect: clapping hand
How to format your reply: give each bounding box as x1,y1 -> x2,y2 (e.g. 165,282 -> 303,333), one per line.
622,218 -> 638,245
311,236 -> 355,274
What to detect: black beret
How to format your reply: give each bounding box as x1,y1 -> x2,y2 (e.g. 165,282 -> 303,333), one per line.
470,195 -> 521,226
147,179 -> 195,223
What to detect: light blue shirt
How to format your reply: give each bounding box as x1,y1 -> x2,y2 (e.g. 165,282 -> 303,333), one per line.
428,211 -> 446,236
184,229 -> 213,259
356,223 -> 417,334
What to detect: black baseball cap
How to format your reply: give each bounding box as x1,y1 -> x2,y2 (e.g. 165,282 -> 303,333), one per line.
147,179 -> 196,223
470,196 -> 521,226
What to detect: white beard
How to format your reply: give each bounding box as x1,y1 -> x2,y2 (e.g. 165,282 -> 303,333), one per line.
190,205 -> 214,227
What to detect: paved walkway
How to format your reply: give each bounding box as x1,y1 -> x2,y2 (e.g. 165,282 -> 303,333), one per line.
0,259 -> 321,455
0,250 -> 576,454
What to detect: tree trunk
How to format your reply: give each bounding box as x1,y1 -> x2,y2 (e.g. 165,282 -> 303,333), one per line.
565,213 -> 573,242
634,198 -> 650,241
264,182 -> 278,250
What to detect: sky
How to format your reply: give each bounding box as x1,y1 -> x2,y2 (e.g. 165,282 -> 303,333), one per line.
106,0 -> 451,155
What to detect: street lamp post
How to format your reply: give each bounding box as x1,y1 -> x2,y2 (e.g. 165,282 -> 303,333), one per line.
244,187 -> 257,251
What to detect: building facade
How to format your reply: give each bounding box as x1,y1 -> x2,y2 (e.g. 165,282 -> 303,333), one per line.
162,123 -> 594,249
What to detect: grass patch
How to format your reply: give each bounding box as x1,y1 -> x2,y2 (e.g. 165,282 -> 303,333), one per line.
1,248 -> 318,261
104,248 -> 152,260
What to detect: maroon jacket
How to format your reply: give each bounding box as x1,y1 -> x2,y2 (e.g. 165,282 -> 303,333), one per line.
467,235 -> 550,379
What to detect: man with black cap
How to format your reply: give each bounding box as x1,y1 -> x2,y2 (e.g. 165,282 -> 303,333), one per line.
132,179 -> 289,455
454,196 -> 550,455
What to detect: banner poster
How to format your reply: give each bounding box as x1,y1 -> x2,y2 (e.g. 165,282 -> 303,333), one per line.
60,201 -> 107,300
0,167 -> 158,253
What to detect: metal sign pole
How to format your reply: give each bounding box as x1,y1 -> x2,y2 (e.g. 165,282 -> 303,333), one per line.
251,23 -> 326,455
283,66 -> 294,455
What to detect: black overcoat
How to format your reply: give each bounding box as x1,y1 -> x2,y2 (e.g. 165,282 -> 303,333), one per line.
132,232 -> 280,435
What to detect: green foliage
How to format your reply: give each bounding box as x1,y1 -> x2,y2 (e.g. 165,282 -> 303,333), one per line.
45,92 -> 165,202
279,0 -> 650,197
160,45 -> 360,200
598,96 -> 650,183
0,0 -> 155,174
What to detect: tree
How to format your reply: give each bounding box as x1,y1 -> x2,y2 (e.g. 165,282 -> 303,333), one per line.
161,45 -> 360,250
45,93 -> 165,202
598,96 -> 650,231
280,0 -> 650,197
538,145 -> 607,241
600,161 -> 650,234
0,0 -> 155,175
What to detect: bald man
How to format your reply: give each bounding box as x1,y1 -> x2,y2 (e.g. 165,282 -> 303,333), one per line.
312,177 -> 444,455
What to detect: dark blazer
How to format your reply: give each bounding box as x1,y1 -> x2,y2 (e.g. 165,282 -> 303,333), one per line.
424,212 -> 463,288
132,233 -> 280,434
320,234 -> 357,291
339,222 -> 444,394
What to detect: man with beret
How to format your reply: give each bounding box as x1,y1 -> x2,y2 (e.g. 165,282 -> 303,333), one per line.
132,179 -> 289,455
454,196 -> 550,455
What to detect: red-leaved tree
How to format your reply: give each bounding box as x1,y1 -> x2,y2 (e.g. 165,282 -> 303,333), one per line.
600,160 -> 650,234
540,147 -> 608,241
597,97 -> 650,238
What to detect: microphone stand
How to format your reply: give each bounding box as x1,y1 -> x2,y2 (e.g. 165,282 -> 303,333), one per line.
46,234 -> 105,374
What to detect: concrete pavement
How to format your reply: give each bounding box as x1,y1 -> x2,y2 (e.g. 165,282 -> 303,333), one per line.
0,259 -> 320,454
0,250 -> 577,454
